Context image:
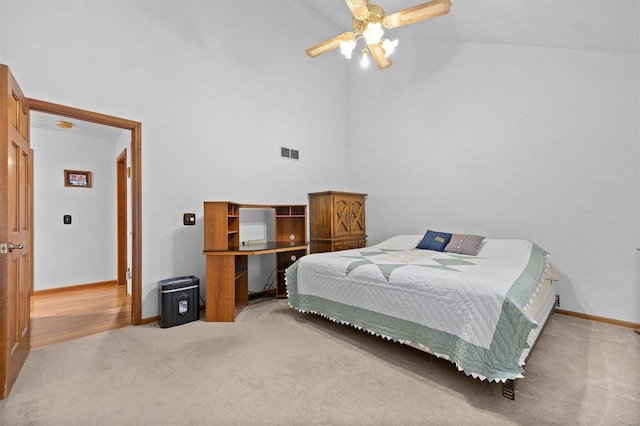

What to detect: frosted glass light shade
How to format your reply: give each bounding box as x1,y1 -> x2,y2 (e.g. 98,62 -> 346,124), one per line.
363,22 -> 384,45
360,50 -> 369,68
339,39 -> 356,59
382,39 -> 399,57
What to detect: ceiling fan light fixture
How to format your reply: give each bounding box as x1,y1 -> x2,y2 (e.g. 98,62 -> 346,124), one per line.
382,38 -> 399,57
363,22 -> 384,45
305,0 -> 452,70
340,39 -> 357,59
56,120 -> 73,129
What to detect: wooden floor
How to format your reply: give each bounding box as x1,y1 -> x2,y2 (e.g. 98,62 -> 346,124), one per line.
30,284 -> 131,348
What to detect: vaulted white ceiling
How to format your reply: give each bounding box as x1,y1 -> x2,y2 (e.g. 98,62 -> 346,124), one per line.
27,1 -> 638,140
302,0 -> 639,53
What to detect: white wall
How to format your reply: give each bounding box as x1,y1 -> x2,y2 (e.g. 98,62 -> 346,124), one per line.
0,8 -> 4,61
1,0 -> 349,317
31,128 -> 118,290
0,0 -> 5,61
348,39 -> 639,323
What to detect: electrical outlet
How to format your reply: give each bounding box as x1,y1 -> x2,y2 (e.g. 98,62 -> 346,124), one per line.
183,213 -> 196,225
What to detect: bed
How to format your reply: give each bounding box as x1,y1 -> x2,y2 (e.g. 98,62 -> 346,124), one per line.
285,234 -> 557,399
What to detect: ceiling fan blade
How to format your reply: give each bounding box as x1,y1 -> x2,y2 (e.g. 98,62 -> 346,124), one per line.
306,32 -> 356,58
383,0 -> 452,29
344,0 -> 369,21
368,43 -> 392,70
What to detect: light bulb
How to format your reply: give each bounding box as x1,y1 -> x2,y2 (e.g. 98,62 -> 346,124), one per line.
339,39 -> 356,59
360,49 -> 369,68
363,22 -> 384,45
382,39 -> 399,57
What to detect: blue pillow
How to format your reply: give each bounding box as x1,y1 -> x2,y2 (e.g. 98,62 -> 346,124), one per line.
416,230 -> 452,251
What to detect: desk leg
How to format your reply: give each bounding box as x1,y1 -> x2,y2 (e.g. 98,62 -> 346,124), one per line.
205,255 -> 235,322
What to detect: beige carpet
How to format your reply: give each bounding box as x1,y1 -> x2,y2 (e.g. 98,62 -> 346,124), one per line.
0,299 -> 638,425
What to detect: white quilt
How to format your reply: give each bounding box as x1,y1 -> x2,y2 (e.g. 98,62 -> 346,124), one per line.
286,235 -> 551,382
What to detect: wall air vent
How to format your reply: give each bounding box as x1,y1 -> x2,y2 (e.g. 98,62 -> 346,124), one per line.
280,147 -> 299,160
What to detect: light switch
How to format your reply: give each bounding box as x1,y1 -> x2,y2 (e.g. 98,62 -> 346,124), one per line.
63,215 -> 72,224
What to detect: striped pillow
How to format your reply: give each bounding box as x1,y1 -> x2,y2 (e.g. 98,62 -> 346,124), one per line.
444,234 -> 485,256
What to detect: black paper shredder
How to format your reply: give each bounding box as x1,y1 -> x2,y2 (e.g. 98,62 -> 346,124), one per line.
158,275 -> 200,328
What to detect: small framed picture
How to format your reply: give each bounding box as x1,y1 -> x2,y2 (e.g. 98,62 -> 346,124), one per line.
64,170 -> 92,188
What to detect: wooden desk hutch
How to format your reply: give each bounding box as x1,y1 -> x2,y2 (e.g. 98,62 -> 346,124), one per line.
203,202 -> 307,322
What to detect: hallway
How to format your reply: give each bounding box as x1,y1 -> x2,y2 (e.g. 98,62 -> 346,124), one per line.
30,284 -> 131,348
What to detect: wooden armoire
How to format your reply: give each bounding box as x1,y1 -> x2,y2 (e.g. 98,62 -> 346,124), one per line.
308,191 -> 367,253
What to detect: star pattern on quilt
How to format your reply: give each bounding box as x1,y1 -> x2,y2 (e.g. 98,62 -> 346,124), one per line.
341,249 -> 478,282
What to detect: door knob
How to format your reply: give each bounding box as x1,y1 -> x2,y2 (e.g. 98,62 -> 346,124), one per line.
7,243 -> 23,252
0,243 -> 23,254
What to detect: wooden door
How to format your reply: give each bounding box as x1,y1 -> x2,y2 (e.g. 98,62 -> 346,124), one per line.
349,196 -> 366,236
0,64 -> 32,399
116,149 -> 127,286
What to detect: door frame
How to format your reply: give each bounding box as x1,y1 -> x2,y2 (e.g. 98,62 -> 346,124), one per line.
28,99 -> 143,325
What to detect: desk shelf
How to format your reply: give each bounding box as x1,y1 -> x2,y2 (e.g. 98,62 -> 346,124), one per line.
276,248 -> 306,298
234,255 -> 248,309
203,202 -> 307,321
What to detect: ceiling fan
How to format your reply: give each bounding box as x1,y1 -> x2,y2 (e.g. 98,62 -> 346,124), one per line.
306,0 -> 452,70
